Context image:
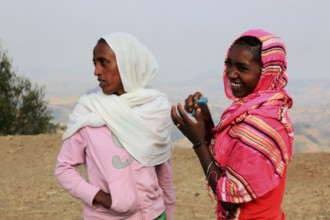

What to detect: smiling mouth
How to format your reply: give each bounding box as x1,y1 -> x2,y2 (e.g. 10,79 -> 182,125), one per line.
231,82 -> 243,88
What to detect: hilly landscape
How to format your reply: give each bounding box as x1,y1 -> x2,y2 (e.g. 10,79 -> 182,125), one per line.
1,78 -> 329,219
49,77 -> 330,153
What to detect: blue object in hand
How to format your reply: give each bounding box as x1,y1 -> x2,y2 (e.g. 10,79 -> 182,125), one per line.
192,97 -> 208,116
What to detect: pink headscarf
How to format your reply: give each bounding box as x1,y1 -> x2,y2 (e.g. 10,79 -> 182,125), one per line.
223,29 -> 289,101
214,29 -> 294,160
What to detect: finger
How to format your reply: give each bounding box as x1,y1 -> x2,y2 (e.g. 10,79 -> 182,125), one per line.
177,103 -> 194,125
184,95 -> 194,112
194,103 -> 200,110
192,92 -> 203,113
193,91 -> 203,101
171,105 -> 185,125
195,108 -> 205,126
171,105 -> 180,123
171,105 -> 185,129
200,104 -> 210,115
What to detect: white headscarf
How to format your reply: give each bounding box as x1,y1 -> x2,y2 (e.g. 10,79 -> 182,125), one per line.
63,32 -> 172,166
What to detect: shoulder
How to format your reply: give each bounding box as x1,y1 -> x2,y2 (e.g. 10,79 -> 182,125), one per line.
233,114 -> 289,144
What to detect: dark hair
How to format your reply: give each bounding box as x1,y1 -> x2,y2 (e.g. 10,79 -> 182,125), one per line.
97,38 -> 107,44
233,36 -> 262,64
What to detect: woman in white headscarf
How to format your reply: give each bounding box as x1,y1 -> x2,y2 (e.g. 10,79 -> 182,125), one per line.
55,32 -> 175,220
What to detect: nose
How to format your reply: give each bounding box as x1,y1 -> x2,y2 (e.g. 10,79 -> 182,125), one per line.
94,64 -> 101,76
226,67 -> 238,79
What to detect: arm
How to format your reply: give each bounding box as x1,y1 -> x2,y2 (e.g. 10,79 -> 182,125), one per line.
55,129 -> 101,207
171,100 -> 219,193
171,106 -> 240,212
156,160 -> 175,220
171,92 -> 240,213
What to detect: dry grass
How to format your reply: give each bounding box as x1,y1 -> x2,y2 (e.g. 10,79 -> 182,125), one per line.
0,135 -> 329,219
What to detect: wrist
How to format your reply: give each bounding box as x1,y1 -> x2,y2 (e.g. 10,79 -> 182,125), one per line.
93,190 -> 112,208
93,190 -> 103,204
192,140 -> 208,149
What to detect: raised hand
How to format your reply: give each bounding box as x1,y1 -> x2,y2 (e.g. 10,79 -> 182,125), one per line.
173,92 -> 214,144
171,103 -> 206,145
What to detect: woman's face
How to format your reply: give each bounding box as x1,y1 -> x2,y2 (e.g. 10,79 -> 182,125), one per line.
93,42 -> 125,96
225,44 -> 262,98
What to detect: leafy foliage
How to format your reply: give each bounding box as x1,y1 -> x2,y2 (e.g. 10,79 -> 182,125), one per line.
0,44 -> 53,135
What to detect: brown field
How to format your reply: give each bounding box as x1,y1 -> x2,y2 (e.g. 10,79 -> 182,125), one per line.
0,135 -> 329,220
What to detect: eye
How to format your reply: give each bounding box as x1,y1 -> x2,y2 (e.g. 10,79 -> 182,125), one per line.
224,59 -> 232,67
100,59 -> 109,66
237,64 -> 248,72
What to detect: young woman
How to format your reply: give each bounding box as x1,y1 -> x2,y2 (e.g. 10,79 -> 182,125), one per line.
55,32 -> 175,220
171,29 -> 293,219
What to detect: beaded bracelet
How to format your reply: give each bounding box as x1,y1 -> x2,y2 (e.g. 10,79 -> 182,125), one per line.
192,141 -> 208,149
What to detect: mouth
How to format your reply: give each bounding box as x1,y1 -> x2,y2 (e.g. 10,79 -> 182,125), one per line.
230,82 -> 243,88
98,79 -> 106,87
230,81 -> 248,98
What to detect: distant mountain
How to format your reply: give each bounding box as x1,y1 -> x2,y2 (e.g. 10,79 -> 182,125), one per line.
48,96 -> 78,124
291,104 -> 330,153
48,88 -> 101,124
48,77 -> 330,153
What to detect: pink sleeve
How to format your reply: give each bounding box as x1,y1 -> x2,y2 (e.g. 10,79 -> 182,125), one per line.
156,160 -> 175,220
55,129 -> 100,207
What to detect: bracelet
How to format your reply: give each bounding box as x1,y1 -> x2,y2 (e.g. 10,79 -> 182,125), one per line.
192,141 -> 208,149
206,160 -> 214,177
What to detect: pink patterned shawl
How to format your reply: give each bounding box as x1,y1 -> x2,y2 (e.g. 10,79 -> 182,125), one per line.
219,29 -> 293,140
212,29 -> 294,215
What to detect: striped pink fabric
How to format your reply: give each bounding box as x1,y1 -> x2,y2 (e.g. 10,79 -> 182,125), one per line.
211,29 -> 294,219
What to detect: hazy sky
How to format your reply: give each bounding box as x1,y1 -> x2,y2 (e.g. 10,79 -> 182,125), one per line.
1,0 -> 329,98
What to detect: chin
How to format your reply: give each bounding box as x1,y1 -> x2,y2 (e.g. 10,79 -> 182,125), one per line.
233,93 -> 244,98
102,90 -> 112,95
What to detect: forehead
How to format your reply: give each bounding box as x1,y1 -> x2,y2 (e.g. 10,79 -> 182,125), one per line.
228,44 -> 255,62
93,42 -> 115,58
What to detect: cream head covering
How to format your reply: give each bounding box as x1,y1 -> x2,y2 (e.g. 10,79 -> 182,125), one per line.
103,32 -> 158,92
63,32 -> 172,166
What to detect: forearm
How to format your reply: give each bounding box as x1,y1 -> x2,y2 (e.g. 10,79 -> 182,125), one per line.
55,133 -> 100,207
202,105 -> 215,144
193,142 -> 221,194
55,161 -> 101,206
205,120 -> 215,144
156,160 -> 175,219
194,143 -> 240,214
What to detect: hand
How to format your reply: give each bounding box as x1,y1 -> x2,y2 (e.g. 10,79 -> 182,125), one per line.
174,92 -> 214,143
93,190 -> 112,209
184,92 -> 213,125
171,103 -> 206,144
184,92 -> 203,113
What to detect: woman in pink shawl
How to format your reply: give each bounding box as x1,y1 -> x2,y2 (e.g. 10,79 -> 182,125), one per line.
171,29 -> 293,219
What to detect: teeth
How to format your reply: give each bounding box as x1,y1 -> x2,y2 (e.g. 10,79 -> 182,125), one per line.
231,82 -> 242,87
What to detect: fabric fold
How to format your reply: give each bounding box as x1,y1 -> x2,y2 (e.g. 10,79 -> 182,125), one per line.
62,32 -> 172,166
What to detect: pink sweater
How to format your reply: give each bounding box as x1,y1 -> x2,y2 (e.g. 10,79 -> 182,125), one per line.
55,126 -> 175,220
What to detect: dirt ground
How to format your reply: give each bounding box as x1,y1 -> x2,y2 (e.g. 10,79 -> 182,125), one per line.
0,134 -> 329,220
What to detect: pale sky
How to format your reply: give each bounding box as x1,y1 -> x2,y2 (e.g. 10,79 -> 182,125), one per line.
0,0 -> 329,98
